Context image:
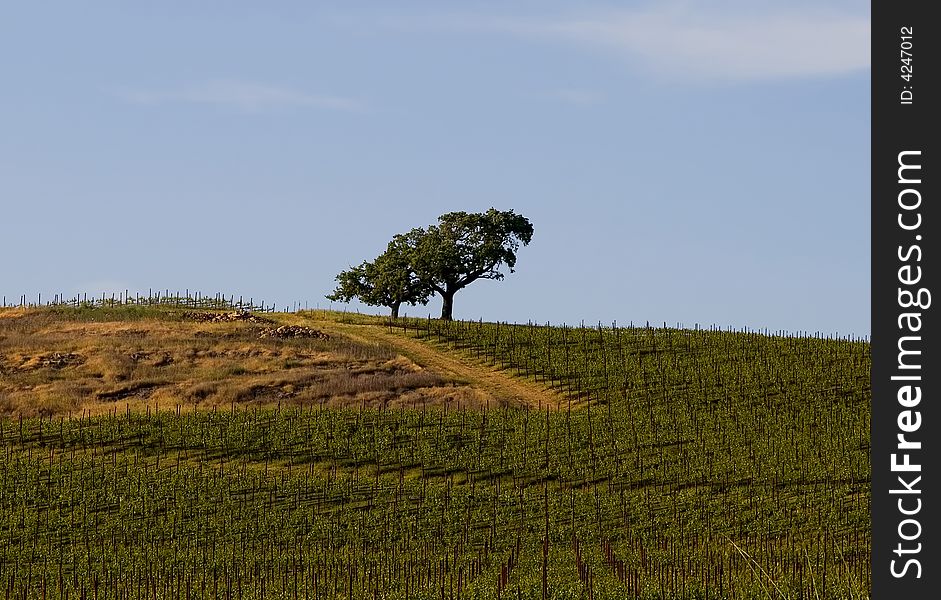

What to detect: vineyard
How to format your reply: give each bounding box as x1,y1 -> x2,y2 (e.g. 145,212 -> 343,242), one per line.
0,306 -> 871,598
2,290 -> 293,314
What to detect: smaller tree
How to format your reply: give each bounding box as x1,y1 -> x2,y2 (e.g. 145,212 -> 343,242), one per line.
326,232 -> 432,318
325,260 -> 371,306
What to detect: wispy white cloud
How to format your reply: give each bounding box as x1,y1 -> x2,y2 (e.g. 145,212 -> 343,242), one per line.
115,79 -> 365,112
373,4 -> 870,82
517,9 -> 870,81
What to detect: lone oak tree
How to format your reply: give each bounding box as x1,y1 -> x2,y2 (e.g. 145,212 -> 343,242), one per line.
326,231 -> 432,318
412,208 -> 533,320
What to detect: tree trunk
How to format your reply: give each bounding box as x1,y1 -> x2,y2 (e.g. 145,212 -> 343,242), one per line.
439,291 -> 455,320
390,302 -> 401,319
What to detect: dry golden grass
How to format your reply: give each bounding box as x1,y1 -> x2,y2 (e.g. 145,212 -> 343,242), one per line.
0,307 -> 485,416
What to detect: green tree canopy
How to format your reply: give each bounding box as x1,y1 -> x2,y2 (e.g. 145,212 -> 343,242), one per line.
326,231 -> 433,318
328,208 -> 532,320
411,208 -> 533,320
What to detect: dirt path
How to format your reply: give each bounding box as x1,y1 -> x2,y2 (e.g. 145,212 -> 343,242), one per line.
302,317 -> 568,411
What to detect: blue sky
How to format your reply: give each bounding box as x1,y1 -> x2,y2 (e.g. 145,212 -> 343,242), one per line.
0,1 -> 870,336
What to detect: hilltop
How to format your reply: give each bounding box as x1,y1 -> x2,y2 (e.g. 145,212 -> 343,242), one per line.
0,306 -> 561,417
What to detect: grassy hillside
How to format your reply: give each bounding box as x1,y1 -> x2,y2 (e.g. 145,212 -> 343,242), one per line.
0,305 -> 870,599
0,306 -> 496,416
